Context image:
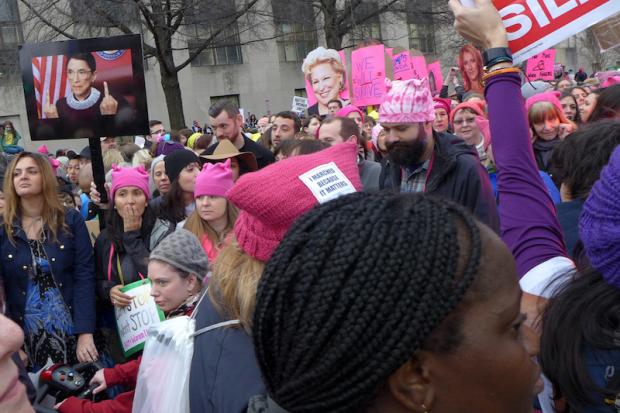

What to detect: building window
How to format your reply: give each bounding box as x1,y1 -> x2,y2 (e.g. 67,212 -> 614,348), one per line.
275,23 -> 317,62
188,24 -> 243,66
348,1 -> 382,44
210,94 -> 240,108
0,0 -> 22,74
406,1 -> 435,55
271,0 -> 317,62
408,23 -> 436,54
69,0 -> 138,27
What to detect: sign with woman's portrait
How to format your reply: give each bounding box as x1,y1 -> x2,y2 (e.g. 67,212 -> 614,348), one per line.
302,47 -> 350,117
19,34 -> 149,141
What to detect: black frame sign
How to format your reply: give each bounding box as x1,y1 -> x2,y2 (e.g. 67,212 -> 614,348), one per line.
19,34 -> 149,141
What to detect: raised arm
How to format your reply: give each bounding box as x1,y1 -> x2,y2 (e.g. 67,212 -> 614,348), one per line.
449,0 -> 571,295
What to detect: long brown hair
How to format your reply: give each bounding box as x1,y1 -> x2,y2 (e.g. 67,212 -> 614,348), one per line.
208,240 -> 265,333
184,198 -> 238,245
3,152 -> 66,244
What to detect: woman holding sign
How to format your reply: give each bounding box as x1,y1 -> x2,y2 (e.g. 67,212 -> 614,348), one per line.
302,47 -> 349,117
93,165 -> 156,363
0,152 -> 97,371
57,229 -> 208,413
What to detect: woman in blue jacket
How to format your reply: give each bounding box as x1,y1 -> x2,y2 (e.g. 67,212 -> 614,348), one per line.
0,152 -> 97,371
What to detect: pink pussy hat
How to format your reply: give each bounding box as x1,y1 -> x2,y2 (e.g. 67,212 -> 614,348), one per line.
194,158 -> 234,199
110,164 -> 151,201
379,78 -> 435,124
227,142 -> 362,262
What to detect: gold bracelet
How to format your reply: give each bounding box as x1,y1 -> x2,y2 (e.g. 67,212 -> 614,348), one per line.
485,62 -> 513,73
482,67 -> 521,84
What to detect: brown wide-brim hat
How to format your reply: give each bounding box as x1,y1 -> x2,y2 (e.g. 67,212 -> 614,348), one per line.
200,139 -> 258,172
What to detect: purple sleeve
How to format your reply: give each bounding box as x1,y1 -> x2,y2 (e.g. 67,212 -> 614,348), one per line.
484,73 -> 568,277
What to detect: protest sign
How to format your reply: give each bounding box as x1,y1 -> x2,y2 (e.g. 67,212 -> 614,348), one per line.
410,56 -> 429,80
351,44 -> 387,106
19,34 -> 149,141
493,0 -> 620,63
392,51 -> 415,80
115,279 -> 165,357
299,162 -> 357,204
292,96 -> 308,114
304,49 -> 350,115
525,49 -> 556,81
427,61 -> 444,96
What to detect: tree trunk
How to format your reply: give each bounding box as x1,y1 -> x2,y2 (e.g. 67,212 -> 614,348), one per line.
159,68 -> 186,130
322,1 -> 343,49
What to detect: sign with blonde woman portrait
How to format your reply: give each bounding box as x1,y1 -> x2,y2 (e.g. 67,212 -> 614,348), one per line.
302,47 -> 350,117
19,34 -> 149,140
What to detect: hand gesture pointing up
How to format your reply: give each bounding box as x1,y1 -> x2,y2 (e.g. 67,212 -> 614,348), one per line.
43,89 -> 59,119
100,81 -> 118,115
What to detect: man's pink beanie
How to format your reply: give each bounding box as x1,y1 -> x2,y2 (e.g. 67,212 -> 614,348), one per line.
379,78 -> 435,124
194,159 -> 233,199
110,165 -> 151,201
336,105 -> 365,123
227,142 -> 362,262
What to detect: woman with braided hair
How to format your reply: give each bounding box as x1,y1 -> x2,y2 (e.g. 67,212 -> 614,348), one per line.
250,191 -> 542,413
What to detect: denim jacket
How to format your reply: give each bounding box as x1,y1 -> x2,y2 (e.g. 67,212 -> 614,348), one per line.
0,208 -> 96,334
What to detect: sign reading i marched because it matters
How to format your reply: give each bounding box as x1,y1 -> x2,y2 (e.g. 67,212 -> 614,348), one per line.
299,162 -> 356,204
115,279 -> 165,357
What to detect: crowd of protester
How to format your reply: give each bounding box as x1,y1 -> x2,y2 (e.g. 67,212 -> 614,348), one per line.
0,1 -> 619,412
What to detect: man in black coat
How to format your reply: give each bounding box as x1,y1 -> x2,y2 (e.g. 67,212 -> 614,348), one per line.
378,78 -> 499,232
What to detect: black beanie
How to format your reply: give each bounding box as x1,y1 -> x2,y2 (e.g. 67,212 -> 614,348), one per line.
164,149 -> 199,183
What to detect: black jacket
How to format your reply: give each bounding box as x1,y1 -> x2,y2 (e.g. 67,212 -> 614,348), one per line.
381,132 -> 499,232
94,228 -> 151,302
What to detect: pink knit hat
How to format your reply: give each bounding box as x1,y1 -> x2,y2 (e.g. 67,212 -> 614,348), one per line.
371,124 -> 384,148
525,91 -> 563,114
110,164 -> 151,201
37,144 -> 49,155
433,97 -> 452,115
336,105 -> 365,123
194,159 -> 233,199
227,142 -> 362,262
379,78 -> 435,124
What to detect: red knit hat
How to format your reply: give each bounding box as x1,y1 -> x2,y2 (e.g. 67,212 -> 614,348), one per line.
227,142 -> 362,262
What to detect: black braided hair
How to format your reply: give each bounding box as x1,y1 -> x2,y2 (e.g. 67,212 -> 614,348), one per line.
252,191 -> 483,413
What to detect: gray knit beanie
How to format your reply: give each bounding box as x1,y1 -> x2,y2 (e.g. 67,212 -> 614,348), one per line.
149,229 -> 210,279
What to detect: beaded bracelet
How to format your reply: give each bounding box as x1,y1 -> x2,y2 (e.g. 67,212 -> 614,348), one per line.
482,67 -> 521,84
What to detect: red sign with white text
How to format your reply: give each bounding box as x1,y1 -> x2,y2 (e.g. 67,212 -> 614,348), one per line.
493,0 -> 620,63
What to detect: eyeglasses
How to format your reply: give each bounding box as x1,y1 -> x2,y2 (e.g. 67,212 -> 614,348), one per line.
67,69 -> 93,79
453,117 -> 477,126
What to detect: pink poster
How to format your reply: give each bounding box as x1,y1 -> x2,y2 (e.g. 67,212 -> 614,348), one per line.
427,61 -> 444,97
392,51 -> 415,81
351,44 -> 387,107
410,56 -> 428,80
525,49 -> 556,81
305,50 -> 350,107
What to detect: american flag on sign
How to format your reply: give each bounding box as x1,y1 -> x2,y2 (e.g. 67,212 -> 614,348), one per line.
32,55 -> 71,119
